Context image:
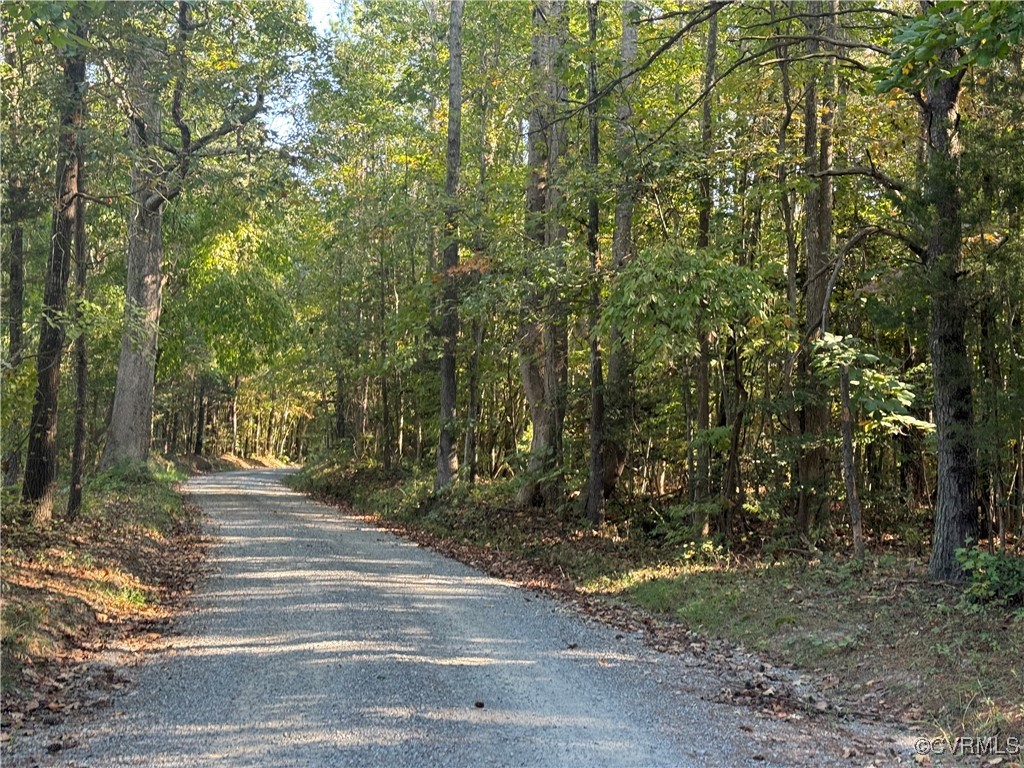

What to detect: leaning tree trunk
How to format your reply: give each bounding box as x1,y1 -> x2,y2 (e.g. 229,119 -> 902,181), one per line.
21,34 -> 87,522
923,49 -> 977,582
101,70 -> 165,469
436,0 -> 465,492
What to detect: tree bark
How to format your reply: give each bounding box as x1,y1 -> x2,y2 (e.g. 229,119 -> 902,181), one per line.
693,9 -> 718,534
436,0 -> 465,492
102,2 -> 263,468
923,40 -> 977,581
21,31 -> 87,521
194,382 -> 207,455
582,0 -> 605,527
517,0 -> 568,508
101,59 -> 165,469
68,144 -> 88,520
795,0 -> 835,538
603,0 -> 639,499
839,364 -> 864,559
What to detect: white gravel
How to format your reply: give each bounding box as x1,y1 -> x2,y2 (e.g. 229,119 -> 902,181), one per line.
5,468 -> 916,767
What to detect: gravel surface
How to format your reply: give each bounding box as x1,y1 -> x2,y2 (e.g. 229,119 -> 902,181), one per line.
5,469 -> 915,767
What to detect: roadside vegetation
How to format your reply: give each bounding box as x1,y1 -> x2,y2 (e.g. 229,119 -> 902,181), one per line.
291,456 -> 1024,743
0,459 -> 206,742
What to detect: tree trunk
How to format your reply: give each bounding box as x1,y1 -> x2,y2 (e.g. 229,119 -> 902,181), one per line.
795,0 -> 835,538
194,383 -> 207,455
101,66 -> 164,469
839,364 -> 864,559
21,34 -> 87,521
582,0 -> 604,527
2,36 -> 29,488
230,376 -> 240,455
463,319 -> 484,485
68,147 -> 88,520
923,44 -> 977,581
436,0 -> 465,492
517,0 -> 568,508
603,0 -> 638,499
693,10 -> 718,536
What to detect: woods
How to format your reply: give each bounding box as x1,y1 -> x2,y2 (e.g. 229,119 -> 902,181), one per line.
2,0 -> 1023,588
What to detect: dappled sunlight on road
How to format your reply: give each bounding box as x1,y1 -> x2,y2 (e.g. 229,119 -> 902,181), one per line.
58,469 -> 795,768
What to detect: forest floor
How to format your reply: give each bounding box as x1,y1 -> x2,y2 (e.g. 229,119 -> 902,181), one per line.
289,459 -> 1024,765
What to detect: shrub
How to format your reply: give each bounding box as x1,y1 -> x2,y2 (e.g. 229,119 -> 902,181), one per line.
955,546 -> 1024,608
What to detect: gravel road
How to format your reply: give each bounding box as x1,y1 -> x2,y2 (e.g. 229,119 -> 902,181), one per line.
7,469 -> 914,767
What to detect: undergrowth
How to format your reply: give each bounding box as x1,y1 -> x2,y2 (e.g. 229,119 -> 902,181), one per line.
1,458 -> 204,714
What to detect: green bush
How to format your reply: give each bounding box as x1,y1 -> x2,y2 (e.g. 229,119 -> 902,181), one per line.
955,546 -> 1024,608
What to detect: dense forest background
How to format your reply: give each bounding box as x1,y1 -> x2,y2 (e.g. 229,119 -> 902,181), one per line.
2,0 -> 1023,586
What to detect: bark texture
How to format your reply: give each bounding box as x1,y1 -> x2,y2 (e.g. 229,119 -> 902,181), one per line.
518,0 -> 568,508
795,0 -> 835,537
602,0 -> 638,498
21,37 -> 87,521
923,41 -> 977,581
582,0 -> 604,526
436,0 -> 465,492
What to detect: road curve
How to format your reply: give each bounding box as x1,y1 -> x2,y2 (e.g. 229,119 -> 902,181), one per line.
13,469 -> 903,767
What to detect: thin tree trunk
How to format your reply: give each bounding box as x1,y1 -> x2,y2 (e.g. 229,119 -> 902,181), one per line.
68,146 -> 88,520
22,31 -> 87,521
436,0 -> 465,492
583,0 -> 605,526
839,364 -> 864,559
694,10 -> 718,536
603,0 -> 638,499
2,37 -> 29,488
463,319 -> 484,484
230,376 -> 239,455
194,383 -> 207,455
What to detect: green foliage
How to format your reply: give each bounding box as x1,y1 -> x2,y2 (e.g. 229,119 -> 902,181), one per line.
878,1 -> 1024,93
812,333 -> 934,436
956,546 -> 1024,609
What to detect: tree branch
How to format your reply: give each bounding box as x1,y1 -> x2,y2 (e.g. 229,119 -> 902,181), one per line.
190,92 -> 265,155
809,163 -> 906,193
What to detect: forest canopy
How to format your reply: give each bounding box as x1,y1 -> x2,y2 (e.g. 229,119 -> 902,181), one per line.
2,0 -> 1023,585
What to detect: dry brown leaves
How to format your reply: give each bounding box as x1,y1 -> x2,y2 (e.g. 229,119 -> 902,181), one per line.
0,501 -> 209,745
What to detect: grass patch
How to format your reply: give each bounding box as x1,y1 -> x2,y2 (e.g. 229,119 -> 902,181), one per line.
291,455 -> 1024,739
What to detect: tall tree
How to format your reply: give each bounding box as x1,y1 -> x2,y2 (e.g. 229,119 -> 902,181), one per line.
518,0 -> 568,508
582,0 -> 604,525
795,0 -> 836,538
919,24 -> 975,582
67,133 -> 88,519
21,16 -> 87,521
101,1 -> 284,468
602,0 -> 638,499
436,0 -> 465,491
